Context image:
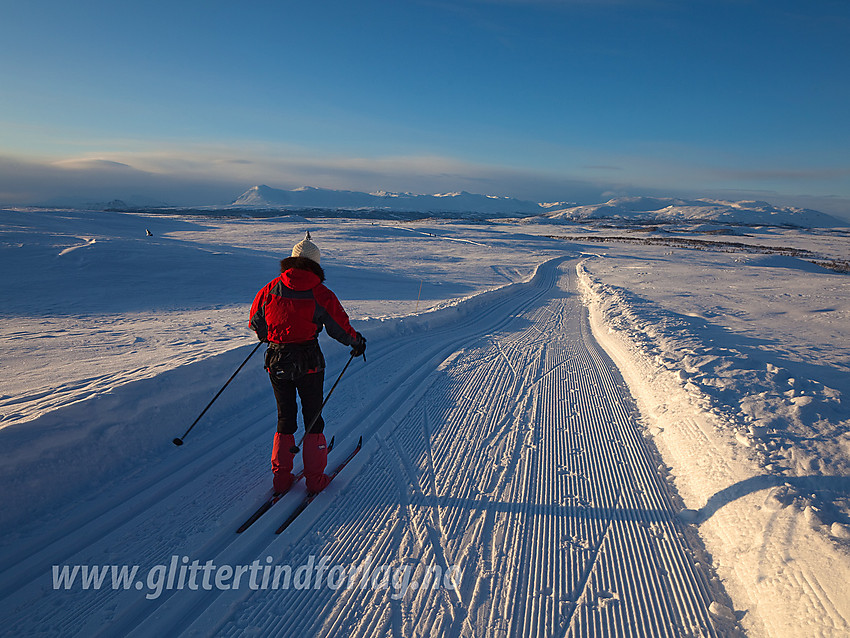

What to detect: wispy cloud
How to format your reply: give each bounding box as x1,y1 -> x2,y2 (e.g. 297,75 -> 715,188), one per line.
708,166 -> 850,182
0,155 -> 239,206
582,165 -> 624,171
0,149 -> 612,206
52,159 -> 134,170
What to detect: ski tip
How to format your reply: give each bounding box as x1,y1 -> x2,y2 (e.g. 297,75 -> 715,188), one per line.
328,435 -> 335,451
356,436 -> 363,449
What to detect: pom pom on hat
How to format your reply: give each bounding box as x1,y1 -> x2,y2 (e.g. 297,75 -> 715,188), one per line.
291,231 -> 321,264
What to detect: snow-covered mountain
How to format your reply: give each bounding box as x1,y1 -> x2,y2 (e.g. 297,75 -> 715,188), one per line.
32,184 -> 846,227
231,187 -> 847,227
543,196 -> 846,227
231,185 -> 544,216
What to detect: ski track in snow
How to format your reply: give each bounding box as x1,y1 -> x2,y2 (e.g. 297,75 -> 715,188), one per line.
0,259 -> 729,637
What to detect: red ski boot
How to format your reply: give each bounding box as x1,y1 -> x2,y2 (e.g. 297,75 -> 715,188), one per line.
271,433 -> 296,493
303,432 -> 332,494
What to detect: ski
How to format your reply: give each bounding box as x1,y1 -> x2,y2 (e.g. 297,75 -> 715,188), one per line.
236,436 -> 334,533
275,436 -> 363,535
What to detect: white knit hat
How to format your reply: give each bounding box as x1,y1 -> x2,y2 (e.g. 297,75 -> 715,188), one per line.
291,231 -> 321,264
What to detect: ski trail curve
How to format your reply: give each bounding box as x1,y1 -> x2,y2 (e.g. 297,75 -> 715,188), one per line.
0,258 -> 731,637
194,260 -> 726,637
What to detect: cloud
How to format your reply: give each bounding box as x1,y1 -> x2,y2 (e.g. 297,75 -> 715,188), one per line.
1,148 -> 848,221
0,155 -> 242,206
708,166 -> 850,182
0,147 -> 623,208
51,158 -> 134,170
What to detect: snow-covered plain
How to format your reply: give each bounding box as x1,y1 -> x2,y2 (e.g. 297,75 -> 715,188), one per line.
1,207 -> 849,636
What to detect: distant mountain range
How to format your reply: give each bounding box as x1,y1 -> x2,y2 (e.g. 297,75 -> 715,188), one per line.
542,196 -> 846,228
229,185 -> 846,227
231,185 -> 547,216
29,185 -> 846,228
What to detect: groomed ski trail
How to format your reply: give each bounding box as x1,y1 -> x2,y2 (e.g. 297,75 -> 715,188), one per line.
0,259 -> 730,637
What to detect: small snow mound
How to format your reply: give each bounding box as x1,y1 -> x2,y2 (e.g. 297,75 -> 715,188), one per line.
804,505 -> 824,528
830,522 -> 850,540
709,601 -> 736,623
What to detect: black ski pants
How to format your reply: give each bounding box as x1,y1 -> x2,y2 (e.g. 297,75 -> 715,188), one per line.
269,370 -> 325,435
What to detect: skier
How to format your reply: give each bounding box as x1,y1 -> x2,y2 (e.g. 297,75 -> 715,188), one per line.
249,232 -> 366,494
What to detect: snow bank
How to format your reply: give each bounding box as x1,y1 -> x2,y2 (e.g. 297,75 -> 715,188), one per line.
0,344 -> 272,533
577,259 -> 850,637
352,256 -> 554,339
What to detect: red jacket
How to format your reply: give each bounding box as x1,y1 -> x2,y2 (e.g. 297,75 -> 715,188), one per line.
250,263 -> 358,346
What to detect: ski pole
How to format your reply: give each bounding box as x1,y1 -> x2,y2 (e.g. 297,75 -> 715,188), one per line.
290,352 -> 357,453
173,341 -> 263,446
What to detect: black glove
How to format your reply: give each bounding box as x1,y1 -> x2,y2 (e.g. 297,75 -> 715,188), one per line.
350,333 -> 366,357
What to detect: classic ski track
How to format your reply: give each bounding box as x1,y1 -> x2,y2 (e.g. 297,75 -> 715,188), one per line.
172,262 -> 561,638
0,257 -> 728,637
191,261 -> 724,638
105,265 -> 559,637
0,259 -> 560,636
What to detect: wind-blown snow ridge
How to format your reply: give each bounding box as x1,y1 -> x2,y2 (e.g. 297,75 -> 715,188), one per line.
577,259 -> 850,637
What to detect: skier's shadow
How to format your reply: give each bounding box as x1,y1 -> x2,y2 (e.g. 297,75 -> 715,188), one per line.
695,474 -> 850,524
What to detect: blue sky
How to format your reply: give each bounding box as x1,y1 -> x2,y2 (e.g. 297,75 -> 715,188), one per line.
1,0 -> 848,215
